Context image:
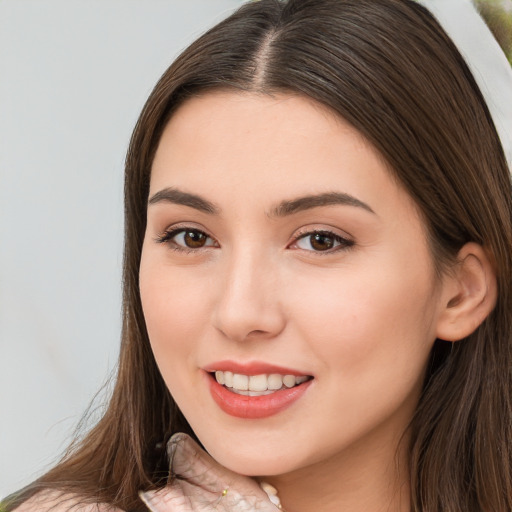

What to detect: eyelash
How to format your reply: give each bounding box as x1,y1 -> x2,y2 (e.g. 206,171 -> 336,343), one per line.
291,230 -> 355,254
155,227 -> 218,254
155,227 -> 355,255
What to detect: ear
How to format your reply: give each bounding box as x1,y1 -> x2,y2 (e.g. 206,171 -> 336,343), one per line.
436,242 -> 497,342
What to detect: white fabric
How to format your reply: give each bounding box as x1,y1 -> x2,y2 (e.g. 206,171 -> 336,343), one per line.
418,0 -> 512,167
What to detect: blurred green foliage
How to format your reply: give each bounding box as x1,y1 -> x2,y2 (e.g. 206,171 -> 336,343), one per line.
475,0 -> 512,64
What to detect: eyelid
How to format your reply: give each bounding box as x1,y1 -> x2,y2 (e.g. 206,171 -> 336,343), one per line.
288,226 -> 355,253
292,223 -> 353,238
153,223 -> 354,254
154,223 -> 219,249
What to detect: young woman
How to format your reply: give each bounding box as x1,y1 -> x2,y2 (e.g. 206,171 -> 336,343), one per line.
5,0 -> 512,511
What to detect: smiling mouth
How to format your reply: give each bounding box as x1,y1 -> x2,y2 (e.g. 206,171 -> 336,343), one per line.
212,370 -> 313,396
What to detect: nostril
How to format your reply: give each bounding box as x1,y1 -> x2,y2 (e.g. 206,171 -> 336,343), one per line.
247,329 -> 267,337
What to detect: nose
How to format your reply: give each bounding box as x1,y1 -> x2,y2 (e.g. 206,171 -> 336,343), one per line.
212,248 -> 286,343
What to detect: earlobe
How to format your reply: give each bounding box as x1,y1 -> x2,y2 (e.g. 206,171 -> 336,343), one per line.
435,243 -> 497,342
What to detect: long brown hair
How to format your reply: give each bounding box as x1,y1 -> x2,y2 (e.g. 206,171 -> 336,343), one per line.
7,1 -> 512,510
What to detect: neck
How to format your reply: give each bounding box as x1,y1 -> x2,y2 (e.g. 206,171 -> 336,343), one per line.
261,424 -> 411,512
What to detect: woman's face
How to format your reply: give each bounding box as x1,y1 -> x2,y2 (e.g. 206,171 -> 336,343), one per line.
139,91 -> 446,477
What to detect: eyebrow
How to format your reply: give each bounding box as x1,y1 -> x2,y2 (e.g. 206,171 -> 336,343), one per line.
148,187 -> 220,214
148,187 -> 375,217
269,192 -> 375,217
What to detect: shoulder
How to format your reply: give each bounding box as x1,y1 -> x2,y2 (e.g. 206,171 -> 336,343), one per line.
12,491 -> 123,512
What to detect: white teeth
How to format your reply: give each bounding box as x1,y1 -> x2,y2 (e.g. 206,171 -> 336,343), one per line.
224,371 -> 233,388
232,373 -> 249,391
268,374 -> 283,390
214,371 -> 310,393
249,374 -> 268,392
283,375 -> 296,388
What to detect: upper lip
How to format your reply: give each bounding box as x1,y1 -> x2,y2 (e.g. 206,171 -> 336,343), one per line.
202,360 -> 312,376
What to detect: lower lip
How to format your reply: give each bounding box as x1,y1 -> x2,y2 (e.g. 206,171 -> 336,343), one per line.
207,373 -> 312,419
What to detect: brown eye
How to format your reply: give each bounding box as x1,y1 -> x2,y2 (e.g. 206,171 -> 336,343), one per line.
157,228 -> 217,250
183,230 -> 208,248
294,231 -> 353,253
309,233 -> 335,251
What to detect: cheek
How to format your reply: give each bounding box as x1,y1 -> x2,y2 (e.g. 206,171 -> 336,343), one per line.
139,256 -> 215,423
286,255 -> 439,378
139,252 -> 212,374
273,260 -> 439,455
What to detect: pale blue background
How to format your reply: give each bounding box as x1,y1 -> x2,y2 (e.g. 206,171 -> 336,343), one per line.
0,0 -> 241,497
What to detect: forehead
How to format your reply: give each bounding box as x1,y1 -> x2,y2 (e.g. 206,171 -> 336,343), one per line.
149,90 -> 417,223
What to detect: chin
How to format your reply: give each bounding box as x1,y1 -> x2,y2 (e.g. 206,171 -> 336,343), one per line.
201,437 -> 303,477
217,454 -> 294,477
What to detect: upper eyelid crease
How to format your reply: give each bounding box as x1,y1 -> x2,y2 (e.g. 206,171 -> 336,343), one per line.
155,227 -> 217,248
294,225 -> 353,239
157,227 -> 352,254
292,231 -> 354,246
157,226 -> 211,238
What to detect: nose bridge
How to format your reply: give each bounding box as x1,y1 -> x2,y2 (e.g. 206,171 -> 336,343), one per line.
212,243 -> 285,342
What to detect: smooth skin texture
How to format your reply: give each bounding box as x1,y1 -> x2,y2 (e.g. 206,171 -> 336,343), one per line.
139,91 -> 496,512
